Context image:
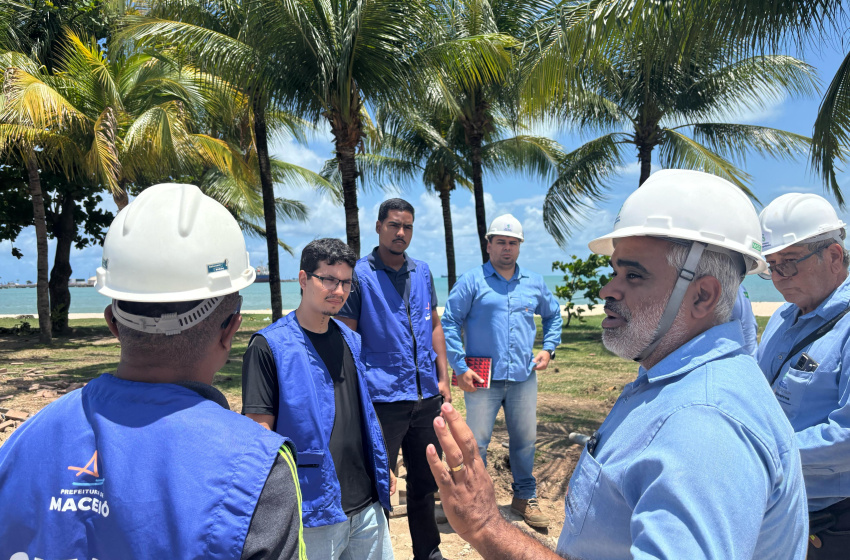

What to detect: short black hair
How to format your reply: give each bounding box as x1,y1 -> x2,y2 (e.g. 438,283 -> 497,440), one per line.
378,198 -> 415,222
300,238 -> 356,275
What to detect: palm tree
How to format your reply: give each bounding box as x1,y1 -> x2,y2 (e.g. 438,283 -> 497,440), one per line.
2,30 -> 326,327
537,0 -> 850,205
523,2 -> 818,244
346,106 -> 568,288
423,0 -> 553,262
122,0 -> 338,319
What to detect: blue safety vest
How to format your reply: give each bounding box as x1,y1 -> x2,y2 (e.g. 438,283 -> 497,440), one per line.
257,313 -> 392,528
355,256 -> 439,401
0,374 -> 286,559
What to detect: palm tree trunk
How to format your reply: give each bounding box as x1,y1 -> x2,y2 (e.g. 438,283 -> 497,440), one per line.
337,143 -> 361,256
470,137 -> 487,262
464,97 -> 490,263
252,97 -> 284,321
438,182 -> 457,291
638,143 -> 653,185
26,151 -> 52,344
328,96 -> 363,257
113,180 -> 129,210
49,190 -> 76,333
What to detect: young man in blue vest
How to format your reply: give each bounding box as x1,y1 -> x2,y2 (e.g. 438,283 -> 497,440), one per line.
242,238 -> 394,559
0,183 -> 306,560
441,213 -> 563,528
337,198 -> 451,560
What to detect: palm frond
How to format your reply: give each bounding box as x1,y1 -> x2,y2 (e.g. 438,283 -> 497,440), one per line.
811,49 -> 850,208
543,132 -> 627,246
688,123 -> 811,166
658,128 -> 756,199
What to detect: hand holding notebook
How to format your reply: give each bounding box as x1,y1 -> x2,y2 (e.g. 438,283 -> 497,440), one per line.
451,356 -> 492,390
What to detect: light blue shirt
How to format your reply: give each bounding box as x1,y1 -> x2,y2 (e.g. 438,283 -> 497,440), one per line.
732,284 -> 758,357
757,274 -> 850,511
441,261 -> 562,382
557,322 -> 808,560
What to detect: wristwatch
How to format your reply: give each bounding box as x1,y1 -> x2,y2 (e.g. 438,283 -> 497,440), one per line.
545,349 -> 556,360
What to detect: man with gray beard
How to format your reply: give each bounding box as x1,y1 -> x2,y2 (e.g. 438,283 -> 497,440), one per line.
422,169 -> 808,559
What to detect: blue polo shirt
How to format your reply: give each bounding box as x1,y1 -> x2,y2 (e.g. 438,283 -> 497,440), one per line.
441,261 -> 562,382
757,274 -> 850,511
557,322 -> 808,560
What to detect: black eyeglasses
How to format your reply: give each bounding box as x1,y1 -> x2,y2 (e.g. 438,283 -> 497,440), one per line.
760,248 -> 824,279
308,273 -> 353,292
221,295 -> 243,329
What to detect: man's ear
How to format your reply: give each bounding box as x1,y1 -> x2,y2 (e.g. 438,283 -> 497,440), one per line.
104,305 -> 120,339
375,220 -> 382,235
220,312 -> 242,352
689,276 -> 722,320
826,243 -> 845,274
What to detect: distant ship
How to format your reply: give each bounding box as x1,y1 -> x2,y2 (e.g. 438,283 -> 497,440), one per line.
255,266 -> 270,283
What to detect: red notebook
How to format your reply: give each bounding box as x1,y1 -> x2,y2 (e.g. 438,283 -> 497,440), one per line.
451,357 -> 492,389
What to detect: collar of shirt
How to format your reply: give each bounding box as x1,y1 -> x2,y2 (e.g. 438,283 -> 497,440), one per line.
638,321 -> 746,384
779,273 -> 850,323
367,247 -> 415,274
482,260 -> 526,282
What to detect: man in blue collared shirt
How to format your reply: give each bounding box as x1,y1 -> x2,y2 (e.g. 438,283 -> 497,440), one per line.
757,193 -> 850,559
442,214 -> 562,528
424,170 -> 807,560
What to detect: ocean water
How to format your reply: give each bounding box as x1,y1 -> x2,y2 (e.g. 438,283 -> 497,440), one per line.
0,274 -> 782,315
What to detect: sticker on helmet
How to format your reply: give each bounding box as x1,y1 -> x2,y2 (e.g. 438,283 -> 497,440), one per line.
207,260 -> 229,273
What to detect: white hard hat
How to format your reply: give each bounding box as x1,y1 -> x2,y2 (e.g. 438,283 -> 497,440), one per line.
589,169 -> 765,363
96,183 -> 255,302
589,169 -> 766,275
759,193 -> 846,256
487,214 -> 524,241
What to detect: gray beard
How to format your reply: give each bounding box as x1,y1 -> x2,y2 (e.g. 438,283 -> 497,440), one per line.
602,298 -> 689,364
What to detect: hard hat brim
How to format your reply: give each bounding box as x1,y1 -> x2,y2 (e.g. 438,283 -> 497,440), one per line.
589,227 -> 767,275
96,268 -> 255,302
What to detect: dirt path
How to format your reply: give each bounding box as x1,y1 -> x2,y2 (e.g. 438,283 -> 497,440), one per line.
388,418 -> 591,559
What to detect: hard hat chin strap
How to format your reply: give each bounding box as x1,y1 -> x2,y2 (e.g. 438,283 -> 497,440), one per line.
633,242 -> 707,363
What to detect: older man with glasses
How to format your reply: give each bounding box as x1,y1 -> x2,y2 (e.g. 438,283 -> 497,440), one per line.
757,193 -> 850,560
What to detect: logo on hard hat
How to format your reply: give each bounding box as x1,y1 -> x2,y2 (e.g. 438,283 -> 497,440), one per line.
101,258 -> 108,270
751,241 -> 762,252
504,223 -> 512,231
207,260 -> 229,273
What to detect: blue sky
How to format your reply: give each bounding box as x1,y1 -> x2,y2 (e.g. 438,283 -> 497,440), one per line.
2,42 -> 850,286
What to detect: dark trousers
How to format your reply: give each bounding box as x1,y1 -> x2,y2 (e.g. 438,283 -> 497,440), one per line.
374,395 -> 444,560
809,498 -> 850,559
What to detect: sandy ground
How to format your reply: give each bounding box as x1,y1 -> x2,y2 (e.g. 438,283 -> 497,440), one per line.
1,301 -> 785,320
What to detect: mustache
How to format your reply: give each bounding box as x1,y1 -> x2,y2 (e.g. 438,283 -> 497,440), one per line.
604,301 -> 630,321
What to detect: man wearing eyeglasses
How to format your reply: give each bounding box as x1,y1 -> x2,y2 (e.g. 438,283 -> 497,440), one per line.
757,193 -> 850,560
337,198 -> 451,560
242,238 -> 395,559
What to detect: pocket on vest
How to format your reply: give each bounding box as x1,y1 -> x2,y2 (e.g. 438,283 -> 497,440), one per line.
364,352 -> 403,368
297,451 -> 331,512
